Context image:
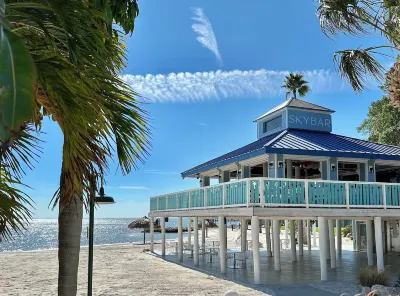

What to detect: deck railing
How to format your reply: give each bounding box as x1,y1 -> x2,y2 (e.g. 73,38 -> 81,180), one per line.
149,177 -> 400,212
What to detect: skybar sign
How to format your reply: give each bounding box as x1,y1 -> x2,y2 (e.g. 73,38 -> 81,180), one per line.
287,110 -> 332,133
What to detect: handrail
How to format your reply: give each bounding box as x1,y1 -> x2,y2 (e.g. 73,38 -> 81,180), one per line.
149,177 -> 400,212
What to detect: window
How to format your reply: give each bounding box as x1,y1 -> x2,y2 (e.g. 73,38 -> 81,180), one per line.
263,115 -> 282,133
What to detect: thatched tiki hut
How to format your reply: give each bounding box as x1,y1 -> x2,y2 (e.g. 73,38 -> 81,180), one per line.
128,216 -> 153,245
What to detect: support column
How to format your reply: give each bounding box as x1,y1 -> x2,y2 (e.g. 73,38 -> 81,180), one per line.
374,217 -> 384,272
262,162 -> 269,177
251,216 -> 261,284
194,217 -> 199,265
178,217 -> 183,261
336,219 -> 342,255
241,218 -> 247,252
295,165 -> 301,179
150,217 -> 154,253
290,220 -> 297,262
161,217 -> 166,256
273,220 -> 281,271
271,221 -> 275,256
188,217 -> 192,245
318,217 -> 328,281
313,223 -> 317,247
201,219 -> 206,256
307,220 -> 312,252
299,220 -> 304,255
353,220 -> 358,251
325,219 -> 330,259
219,216 -> 227,273
284,220 -> 289,242
328,219 -> 336,268
287,160 -> 293,178
265,220 -> 272,257
366,220 -> 374,266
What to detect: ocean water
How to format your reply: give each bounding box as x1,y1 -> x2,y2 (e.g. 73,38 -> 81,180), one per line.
0,218 -> 188,252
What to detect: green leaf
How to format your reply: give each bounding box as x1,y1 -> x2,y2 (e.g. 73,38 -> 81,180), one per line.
0,29 -> 36,144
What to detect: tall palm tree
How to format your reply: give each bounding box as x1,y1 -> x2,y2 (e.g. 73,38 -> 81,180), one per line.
2,1 -> 148,296
281,73 -> 311,100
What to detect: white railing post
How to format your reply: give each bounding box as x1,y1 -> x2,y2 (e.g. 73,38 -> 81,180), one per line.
204,188 -> 207,208
305,180 -> 309,208
345,183 -> 350,209
383,184 -> 387,209
247,179 -> 251,207
222,184 -> 226,208
259,178 -> 265,207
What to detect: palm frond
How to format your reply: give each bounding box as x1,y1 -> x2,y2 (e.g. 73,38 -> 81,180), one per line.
298,85 -> 311,97
334,47 -> 385,92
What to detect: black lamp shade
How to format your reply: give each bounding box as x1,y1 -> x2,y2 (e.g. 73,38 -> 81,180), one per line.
95,186 -> 115,204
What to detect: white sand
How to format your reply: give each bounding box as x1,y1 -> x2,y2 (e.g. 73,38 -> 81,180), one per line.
0,243 -> 271,296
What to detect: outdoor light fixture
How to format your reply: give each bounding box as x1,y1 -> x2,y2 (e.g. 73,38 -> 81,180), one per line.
331,164 -> 336,171
369,166 -> 374,173
196,174 -> 200,179
224,217 -> 227,224
88,178 -> 115,296
269,161 -> 274,168
165,217 -> 169,222
278,161 -> 283,168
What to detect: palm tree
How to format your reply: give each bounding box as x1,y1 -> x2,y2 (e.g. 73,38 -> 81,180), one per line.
316,1 -> 399,103
2,1 -> 148,296
281,73 -> 311,100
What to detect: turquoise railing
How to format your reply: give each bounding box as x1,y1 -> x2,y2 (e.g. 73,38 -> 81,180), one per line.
150,178 -> 400,211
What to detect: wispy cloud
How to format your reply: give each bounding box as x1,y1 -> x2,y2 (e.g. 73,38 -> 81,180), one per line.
191,7 -> 222,66
144,170 -> 179,175
119,186 -> 149,190
121,69 -> 347,103
197,122 -> 209,127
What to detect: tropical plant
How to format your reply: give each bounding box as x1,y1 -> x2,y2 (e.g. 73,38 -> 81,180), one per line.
317,0 -> 400,104
358,95 -> 400,145
342,224 -> 352,237
1,1 -> 148,296
281,73 -> 311,99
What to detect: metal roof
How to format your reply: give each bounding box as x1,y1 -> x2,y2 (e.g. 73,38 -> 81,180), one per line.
181,129 -> 400,178
254,98 -> 335,122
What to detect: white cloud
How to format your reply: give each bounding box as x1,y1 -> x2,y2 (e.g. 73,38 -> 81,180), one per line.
121,69 -> 348,102
191,7 -> 222,66
118,186 -> 149,190
144,170 -> 179,175
197,122 -> 209,126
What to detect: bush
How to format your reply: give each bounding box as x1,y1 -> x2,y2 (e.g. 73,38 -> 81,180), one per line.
342,224 -> 352,237
358,267 -> 389,287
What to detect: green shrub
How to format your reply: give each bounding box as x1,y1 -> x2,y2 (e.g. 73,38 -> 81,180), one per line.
342,224 -> 352,237
358,267 -> 389,287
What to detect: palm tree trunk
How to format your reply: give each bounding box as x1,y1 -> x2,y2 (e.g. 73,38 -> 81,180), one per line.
293,90 -> 296,99
58,195 -> 83,296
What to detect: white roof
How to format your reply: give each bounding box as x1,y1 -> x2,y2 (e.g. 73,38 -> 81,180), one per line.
254,98 -> 335,122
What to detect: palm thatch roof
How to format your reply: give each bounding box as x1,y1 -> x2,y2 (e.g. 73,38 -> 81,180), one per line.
128,216 -> 151,229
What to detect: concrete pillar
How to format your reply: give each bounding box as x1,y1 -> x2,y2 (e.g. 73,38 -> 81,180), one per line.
220,170 -> 230,183
328,157 -> 338,180
306,220 -> 312,252
366,220 -> 374,266
219,216 -> 227,273
287,160 -> 293,178
367,160 -> 376,182
273,220 -> 281,271
251,216 -> 261,284
352,220 -> 358,251
284,220 -> 289,241
313,223 -> 317,247
328,219 -> 336,268
318,217 -> 328,281
201,175 -> 210,187
241,218 -> 247,252
299,220 -> 304,255
178,217 -> 183,261
265,220 -> 272,257
150,217 -> 154,252
188,217 -> 192,245
336,219 -> 342,255
325,219 -> 330,259
161,217 -> 166,256
374,217 -> 384,272
271,221 -> 275,256
262,162 -> 268,177
295,165 -> 301,179
194,217 -> 199,265
290,220 -> 297,262
201,219 -> 206,256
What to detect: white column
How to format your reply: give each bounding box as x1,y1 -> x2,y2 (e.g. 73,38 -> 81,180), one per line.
299,220 -> 304,256
374,217 -> 384,272
284,220 -> 289,241
287,160 -> 293,178
219,216 -> 227,273
251,216 -> 261,284
295,165 -> 301,179
201,218 -> 206,254
366,220 -> 374,266
273,220 -> 281,271
325,219 -> 330,259
194,217 -> 199,265
313,223 -> 317,247
290,220 -> 297,262
241,218 -> 247,252
150,217 -> 155,253
178,217 -> 183,261
161,217 -> 166,256
318,217 -> 328,281
328,219 -> 336,268
336,219 -> 342,255
265,220 -> 272,257
307,220 -> 312,252
271,221 -> 275,256
188,217 -> 192,245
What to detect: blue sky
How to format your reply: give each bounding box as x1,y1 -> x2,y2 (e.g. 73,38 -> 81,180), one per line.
26,0 -> 392,218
